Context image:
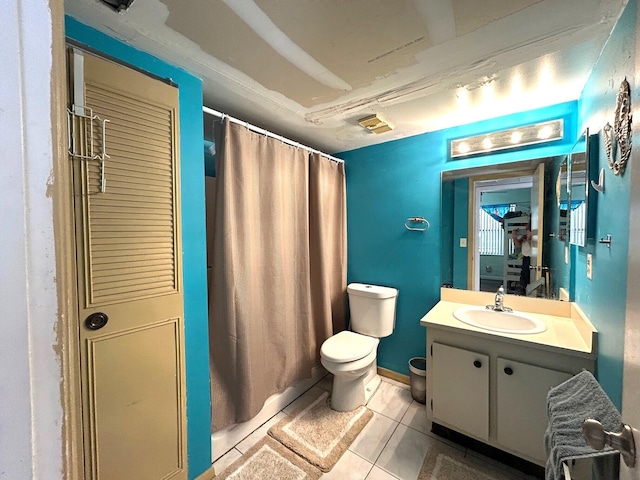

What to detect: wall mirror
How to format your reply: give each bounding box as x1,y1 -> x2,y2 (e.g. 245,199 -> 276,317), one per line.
441,156 -> 572,301
568,129 -> 594,247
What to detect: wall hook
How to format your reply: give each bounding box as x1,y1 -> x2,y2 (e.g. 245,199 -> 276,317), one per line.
599,234 -> 612,247
591,168 -> 605,193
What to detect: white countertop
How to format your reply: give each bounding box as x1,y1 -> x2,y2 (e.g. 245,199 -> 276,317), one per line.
419,289 -> 597,358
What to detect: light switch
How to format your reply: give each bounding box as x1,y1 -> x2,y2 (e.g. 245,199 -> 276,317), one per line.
460,238 -> 467,248
587,253 -> 593,280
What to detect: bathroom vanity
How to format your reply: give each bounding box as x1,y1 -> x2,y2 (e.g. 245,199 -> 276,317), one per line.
420,288 -> 597,466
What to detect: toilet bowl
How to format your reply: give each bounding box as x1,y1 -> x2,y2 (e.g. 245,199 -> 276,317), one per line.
320,283 -> 398,412
320,330 -> 381,412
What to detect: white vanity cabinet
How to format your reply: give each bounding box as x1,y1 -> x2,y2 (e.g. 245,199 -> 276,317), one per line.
432,343 -> 489,441
496,358 -> 572,462
426,328 -> 595,466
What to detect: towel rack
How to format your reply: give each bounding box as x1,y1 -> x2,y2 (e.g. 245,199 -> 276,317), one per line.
583,418 -> 636,467
404,217 -> 430,232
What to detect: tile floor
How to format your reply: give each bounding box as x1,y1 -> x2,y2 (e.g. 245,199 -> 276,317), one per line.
212,375 -> 540,480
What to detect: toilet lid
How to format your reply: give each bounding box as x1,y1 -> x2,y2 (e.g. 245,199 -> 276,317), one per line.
321,331 -> 378,363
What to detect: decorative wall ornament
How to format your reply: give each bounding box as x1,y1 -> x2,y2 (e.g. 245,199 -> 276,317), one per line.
605,78 -> 633,176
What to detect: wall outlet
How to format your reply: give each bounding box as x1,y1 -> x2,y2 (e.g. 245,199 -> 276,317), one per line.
460,238 -> 467,248
587,253 -> 593,280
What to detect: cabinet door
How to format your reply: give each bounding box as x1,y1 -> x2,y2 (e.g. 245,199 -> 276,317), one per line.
432,343 -> 489,441
497,358 -> 572,464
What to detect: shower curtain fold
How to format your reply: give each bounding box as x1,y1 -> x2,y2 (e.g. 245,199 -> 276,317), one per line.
209,121 -> 346,431
309,152 -> 347,360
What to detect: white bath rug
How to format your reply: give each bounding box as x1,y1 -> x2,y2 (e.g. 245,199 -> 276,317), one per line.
216,436 -> 321,480
268,390 -> 372,472
418,441 -> 521,480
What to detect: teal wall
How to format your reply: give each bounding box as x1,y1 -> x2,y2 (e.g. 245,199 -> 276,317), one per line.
204,140 -> 216,177
452,178 -> 470,289
440,181 -> 454,286
544,155 -> 572,299
65,17 -> 212,478
440,177 -> 481,289
573,0 -> 637,409
338,102 -> 577,374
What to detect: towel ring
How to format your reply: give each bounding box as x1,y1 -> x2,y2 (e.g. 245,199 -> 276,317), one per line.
404,217 -> 430,232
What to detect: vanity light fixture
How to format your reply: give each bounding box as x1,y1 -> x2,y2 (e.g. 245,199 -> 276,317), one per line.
538,125 -> 553,139
511,131 -> 523,144
451,119 -> 564,158
458,142 -> 470,154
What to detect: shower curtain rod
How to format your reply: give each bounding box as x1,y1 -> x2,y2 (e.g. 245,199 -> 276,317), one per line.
202,106 -> 344,164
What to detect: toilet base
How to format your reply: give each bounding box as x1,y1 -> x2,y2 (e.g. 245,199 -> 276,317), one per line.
330,363 -> 381,412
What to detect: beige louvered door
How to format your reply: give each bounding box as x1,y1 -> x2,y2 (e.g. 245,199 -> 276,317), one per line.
69,50 -> 187,480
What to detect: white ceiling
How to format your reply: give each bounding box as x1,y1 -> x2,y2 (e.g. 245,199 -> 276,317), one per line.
64,0 -> 628,153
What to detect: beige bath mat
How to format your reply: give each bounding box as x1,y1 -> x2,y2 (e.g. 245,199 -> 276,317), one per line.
418,441 -> 521,480
268,390 -> 373,472
216,436 -> 321,480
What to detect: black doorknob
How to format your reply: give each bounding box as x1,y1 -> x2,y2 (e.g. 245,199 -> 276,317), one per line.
85,312 -> 108,330
473,360 -> 482,368
504,367 -> 514,375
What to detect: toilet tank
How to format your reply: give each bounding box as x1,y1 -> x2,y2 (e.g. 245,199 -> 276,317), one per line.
347,283 -> 398,337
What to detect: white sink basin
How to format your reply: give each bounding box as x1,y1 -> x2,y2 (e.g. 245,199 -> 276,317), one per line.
452,306 -> 547,334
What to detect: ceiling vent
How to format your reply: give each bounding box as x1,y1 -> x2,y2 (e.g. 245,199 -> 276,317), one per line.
358,114 -> 393,134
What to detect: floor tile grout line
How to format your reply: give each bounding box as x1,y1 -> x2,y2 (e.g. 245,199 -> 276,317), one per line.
365,464 -> 402,480
347,413 -> 400,466
358,459 -> 376,480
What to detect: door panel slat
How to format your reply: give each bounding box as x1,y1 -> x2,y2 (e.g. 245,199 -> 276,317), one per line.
91,253 -> 174,266
83,80 -> 177,304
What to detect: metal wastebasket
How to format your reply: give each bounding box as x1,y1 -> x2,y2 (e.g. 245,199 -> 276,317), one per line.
408,357 -> 426,404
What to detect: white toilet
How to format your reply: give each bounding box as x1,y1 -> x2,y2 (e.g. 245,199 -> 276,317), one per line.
320,283 -> 398,412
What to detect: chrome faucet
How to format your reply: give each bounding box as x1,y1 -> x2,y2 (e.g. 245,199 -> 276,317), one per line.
487,285 -> 512,312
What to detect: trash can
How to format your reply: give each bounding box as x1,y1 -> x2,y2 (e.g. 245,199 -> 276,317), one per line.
408,357 -> 427,404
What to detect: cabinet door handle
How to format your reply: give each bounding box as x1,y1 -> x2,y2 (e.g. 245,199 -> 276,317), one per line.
504,367 -> 514,375
473,360 -> 482,368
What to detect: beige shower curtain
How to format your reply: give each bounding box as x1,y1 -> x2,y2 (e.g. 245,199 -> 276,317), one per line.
209,121 -> 346,431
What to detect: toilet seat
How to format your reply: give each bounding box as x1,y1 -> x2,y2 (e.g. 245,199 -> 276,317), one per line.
321,331 -> 378,363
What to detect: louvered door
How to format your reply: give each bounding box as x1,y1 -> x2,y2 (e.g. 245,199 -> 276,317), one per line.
70,50 -> 187,480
